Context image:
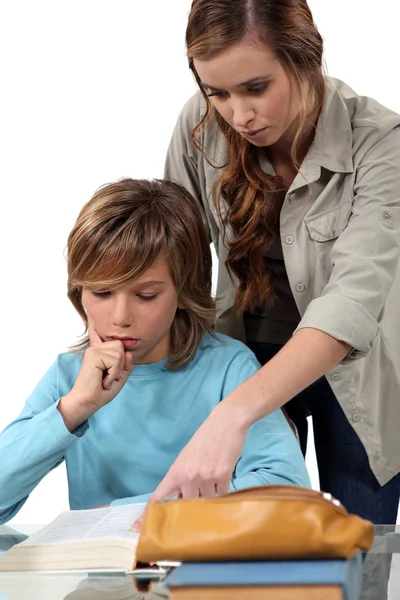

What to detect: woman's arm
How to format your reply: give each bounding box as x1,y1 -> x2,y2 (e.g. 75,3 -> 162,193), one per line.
227,328 -> 350,425
140,329 -> 347,504
221,351 -> 312,490
130,346 -> 316,530
121,350 -> 310,516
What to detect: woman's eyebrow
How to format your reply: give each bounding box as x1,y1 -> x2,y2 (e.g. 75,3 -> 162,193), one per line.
201,75 -> 272,91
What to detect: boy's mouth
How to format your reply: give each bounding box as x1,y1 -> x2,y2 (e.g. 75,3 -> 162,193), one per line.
107,336 -> 138,349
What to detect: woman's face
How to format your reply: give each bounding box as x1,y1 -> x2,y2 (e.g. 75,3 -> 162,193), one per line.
194,40 -> 303,148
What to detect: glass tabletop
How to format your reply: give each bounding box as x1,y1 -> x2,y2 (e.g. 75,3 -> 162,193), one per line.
0,524 -> 399,600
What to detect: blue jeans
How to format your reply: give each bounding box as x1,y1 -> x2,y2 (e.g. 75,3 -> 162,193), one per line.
248,341 -> 400,525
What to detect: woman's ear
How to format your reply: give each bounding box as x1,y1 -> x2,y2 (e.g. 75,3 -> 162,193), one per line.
177,296 -> 186,310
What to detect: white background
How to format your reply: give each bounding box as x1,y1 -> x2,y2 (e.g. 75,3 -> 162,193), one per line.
0,1 -> 399,525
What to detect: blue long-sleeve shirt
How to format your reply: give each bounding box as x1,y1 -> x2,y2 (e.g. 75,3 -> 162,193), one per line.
0,333 -> 310,522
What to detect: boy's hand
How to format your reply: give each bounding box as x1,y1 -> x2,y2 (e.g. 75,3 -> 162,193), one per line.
57,324 -> 134,431
73,324 -> 134,407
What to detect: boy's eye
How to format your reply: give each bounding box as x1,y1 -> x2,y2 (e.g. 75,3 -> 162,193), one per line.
91,290 -> 111,298
138,294 -> 157,301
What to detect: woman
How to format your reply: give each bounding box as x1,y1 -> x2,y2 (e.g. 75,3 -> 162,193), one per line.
134,0 -> 400,527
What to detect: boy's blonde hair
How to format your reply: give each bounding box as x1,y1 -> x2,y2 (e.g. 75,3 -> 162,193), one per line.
67,178 -> 216,369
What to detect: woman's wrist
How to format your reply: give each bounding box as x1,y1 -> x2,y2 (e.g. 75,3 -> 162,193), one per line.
217,385 -> 258,431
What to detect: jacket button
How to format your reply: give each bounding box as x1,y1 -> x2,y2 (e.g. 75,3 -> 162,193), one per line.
352,412 -> 361,423
331,373 -> 341,381
296,283 -> 306,292
285,236 -> 294,245
382,210 -> 392,220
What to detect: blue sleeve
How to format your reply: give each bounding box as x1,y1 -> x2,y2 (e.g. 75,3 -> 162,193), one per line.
222,353 -> 311,491
110,493 -> 153,506
0,359 -> 88,524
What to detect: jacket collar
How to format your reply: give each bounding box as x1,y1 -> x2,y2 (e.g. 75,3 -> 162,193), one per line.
256,77 -> 354,189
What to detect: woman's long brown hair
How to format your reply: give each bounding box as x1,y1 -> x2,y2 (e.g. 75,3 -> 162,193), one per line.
186,0 -> 325,314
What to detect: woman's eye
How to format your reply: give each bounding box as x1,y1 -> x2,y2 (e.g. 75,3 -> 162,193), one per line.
206,86 -> 268,98
138,294 -> 157,301
248,85 -> 268,94
206,90 -> 227,99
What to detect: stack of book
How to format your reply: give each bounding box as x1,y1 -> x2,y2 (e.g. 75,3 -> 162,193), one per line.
163,554 -> 362,600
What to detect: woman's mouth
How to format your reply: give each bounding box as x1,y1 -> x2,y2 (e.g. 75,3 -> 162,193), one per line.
239,127 -> 268,139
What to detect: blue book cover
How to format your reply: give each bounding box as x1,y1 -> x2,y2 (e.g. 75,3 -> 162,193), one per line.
165,554 -> 362,600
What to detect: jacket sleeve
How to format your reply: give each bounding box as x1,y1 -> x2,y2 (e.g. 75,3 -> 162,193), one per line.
296,126 -> 400,360
164,94 -> 204,206
222,353 -> 311,490
0,359 -> 88,523
164,92 -> 221,247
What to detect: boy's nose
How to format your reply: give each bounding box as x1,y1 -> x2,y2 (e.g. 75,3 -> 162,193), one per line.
111,298 -> 133,328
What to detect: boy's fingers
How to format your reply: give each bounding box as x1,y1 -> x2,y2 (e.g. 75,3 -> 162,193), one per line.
88,320 -> 103,347
102,352 -> 132,390
102,374 -> 113,390
124,351 -> 134,374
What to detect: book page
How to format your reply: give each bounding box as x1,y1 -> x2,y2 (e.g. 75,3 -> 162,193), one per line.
18,503 -> 145,546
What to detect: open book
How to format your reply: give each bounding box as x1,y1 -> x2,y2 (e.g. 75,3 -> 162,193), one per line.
0,503 -> 175,573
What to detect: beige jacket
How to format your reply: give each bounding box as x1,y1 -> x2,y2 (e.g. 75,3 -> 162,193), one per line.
164,77 -> 400,486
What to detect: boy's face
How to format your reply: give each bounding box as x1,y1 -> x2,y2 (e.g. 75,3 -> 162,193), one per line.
81,257 -> 182,364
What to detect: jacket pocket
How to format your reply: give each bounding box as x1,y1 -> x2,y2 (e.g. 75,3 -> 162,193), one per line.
304,199 -> 354,242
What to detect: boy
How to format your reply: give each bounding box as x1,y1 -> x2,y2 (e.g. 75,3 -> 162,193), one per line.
0,179 -> 309,523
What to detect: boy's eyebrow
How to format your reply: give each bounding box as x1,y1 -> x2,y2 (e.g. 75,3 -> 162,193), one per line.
201,75 -> 272,92
134,280 -> 165,287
